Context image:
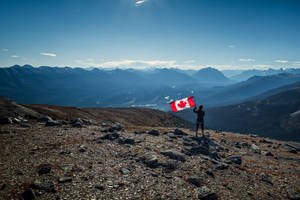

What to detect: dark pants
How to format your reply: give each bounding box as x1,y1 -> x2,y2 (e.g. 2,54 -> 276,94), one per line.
196,120 -> 204,132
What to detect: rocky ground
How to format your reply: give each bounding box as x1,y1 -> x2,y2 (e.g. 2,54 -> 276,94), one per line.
1,118 -> 300,200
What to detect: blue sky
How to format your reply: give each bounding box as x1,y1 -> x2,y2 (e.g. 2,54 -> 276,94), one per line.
1,0 -> 300,70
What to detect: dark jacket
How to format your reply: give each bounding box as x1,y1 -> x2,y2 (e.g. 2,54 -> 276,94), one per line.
193,107 -> 205,121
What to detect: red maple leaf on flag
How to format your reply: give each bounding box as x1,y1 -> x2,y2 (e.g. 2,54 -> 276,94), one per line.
177,100 -> 186,108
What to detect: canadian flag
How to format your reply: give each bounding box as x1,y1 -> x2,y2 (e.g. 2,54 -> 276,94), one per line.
170,96 -> 196,112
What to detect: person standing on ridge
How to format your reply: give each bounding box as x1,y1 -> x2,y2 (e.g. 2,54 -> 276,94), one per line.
193,105 -> 205,137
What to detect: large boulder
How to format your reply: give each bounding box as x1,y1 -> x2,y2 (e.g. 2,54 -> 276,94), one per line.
183,136 -> 221,159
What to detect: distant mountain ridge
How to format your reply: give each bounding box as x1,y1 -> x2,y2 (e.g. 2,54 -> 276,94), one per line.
228,68 -> 300,81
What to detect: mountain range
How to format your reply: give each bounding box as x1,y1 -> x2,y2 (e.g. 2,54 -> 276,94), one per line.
1,65 -> 300,111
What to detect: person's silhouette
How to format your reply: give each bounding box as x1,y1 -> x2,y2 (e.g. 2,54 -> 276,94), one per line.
193,105 -> 205,137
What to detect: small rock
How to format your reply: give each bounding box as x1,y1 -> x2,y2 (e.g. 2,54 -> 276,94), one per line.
79,145 -> 87,152
82,119 -> 92,125
220,139 -> 228,144
225,156 -> 242,165
251,144 -> 261,154
72,121 -> 82,128
1,183 -> 6,190
168,132 -> 177,139
120,168 -> 130,175
20,188 -> 36,200
174,129 -> 188,136
12,117 -> 22,124
264,151 -> 274,157
216,162 -> 228,170
38,166 -> 51,175
205,170 -> 214,177
39,116 -> 52,123
160,150 -> 186,162
95,185 -> 104,190
117,137 -> 135,145
249,134 -> 258,138
100,127 -> 108,132
139,154 -> 159,168
101,133 -> 120,140
160,161 -> 177,172
260,173 -> 273,185
197,185 -> 218,200
260,138 -> 273,144
109,123 -> 123,132
58,177 -> 72,183
148,130 -> 160,136
45,120 -> 62,127
288,149 -> 297,154
241,142 -> 250,148
187,176 -> 203,187
134,130 -> 146,134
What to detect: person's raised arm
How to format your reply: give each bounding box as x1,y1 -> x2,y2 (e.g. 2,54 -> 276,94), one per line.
193,107 -> 197,113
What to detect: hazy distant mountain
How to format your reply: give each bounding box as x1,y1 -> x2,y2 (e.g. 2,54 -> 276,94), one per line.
199,73 -> 300,107
230,68 -> 300,81
2,65 -> 300,111
193,67 -> 231,83
247,81 -> 300,101
221,69 -> 245,78
0,65 -> 230,109
175,86 -> 300,141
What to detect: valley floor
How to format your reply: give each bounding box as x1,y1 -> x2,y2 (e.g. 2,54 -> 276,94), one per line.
0,122 -> 300,200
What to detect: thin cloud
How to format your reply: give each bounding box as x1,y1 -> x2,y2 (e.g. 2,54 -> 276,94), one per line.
2,48 -> 8,51
135,0 -> 146,6
252,64 -> 272,69
11,55 -> 20,58
228,45 -> 235,48
294,61 -> 300,66
75,59 -> 177,69
274,60 -> 288,63
40,52 -> 56,57
239,58 -> 255,62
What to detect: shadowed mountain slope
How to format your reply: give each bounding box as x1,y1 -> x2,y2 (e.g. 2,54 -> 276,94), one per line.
176,87 -> 300,141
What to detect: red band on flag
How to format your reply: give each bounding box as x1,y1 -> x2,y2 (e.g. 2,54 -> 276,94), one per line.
187,96 -> 196,108
170,101 -> 178,112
